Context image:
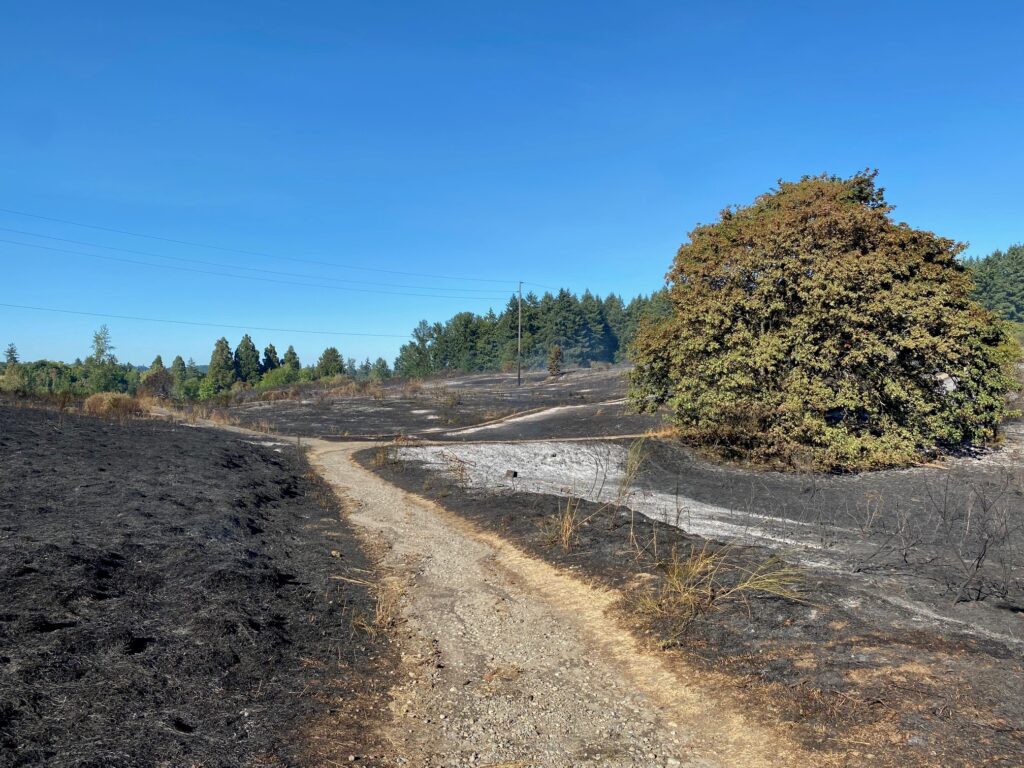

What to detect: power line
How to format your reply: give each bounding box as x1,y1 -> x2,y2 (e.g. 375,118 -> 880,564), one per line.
0,226 -> 510,295
0,302 -> 410,338
0,239 -> 510,301
0,206 -> 518,284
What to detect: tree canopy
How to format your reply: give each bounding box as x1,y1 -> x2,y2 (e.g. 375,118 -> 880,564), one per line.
316,347 -> 344,378
205,337 -> 237,395
628,171 -> 1021,470
393,288 -> 669,377
969,244 -> 1024,323
234,335 -> 262,384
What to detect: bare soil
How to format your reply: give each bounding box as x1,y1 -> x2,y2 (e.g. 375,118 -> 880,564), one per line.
0,406 -> 394,767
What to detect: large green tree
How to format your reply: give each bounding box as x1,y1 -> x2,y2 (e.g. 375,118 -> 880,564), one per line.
628,172 -> 1021,470
234,334 -> 262,384
282,345 -> 300,371
316,346 -> 344,378
262,343 -> 281,373
205,337 -> 237,395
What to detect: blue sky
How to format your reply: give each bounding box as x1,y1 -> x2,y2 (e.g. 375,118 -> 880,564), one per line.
2,1 -> 1022,366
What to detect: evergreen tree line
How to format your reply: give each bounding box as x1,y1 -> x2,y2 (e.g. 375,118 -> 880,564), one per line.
968,244 -> 1024,324
393,288 -> 671,377
1,327 -> 393,401
2,289 -> 667,401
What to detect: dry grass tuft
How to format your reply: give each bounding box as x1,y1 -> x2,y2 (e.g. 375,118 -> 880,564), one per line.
636,543 -> 803,639
544,490 -> 586,552
83,392 -> 143,421
353,576 -> 402,637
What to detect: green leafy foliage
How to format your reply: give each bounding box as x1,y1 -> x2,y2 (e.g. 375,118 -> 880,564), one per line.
628,172 -> 1022,470
257,364 -> 300,389
370,357 -> 392,381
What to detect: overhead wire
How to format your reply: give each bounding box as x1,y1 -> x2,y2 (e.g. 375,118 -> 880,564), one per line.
0,239 -> 511,301
0,206 -> 519,284
0,302 -> 410,338
0,226 -> 512,295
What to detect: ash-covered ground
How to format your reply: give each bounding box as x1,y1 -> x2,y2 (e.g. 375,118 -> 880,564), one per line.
0,406 -> 394,768
365,442 -> 1024,767
398,435 -> 1024,645
227,366 -> 658,439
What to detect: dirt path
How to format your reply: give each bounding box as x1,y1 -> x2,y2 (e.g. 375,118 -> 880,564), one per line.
307,440 -> 813,768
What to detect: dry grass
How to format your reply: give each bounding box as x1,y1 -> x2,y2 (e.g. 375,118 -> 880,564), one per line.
645,424 -> 679,439
636,543 -> 803,639
544,489 -> 587,552
83,392 -> 144,421
432,386 -> 466,408
372,444 -> 398,468
352,576 -> 402,637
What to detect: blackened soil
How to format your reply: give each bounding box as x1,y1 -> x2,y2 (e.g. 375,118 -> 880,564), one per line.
362,450 -> 1024,768
227,366 -> 639,439
0,407 -> 394,768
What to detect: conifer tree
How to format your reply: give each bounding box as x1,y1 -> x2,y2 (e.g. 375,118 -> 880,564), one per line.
262,343 -> 280,373
4,342 -> 18,366
370,357 -> 392,381
316,346 -> 343,378
207,337 -> 237,393
170,355 -> 187,384
234,335 -> 261,384
282,345 -> 300,371
141,355 -> 173,398
970,244 -> 1024,322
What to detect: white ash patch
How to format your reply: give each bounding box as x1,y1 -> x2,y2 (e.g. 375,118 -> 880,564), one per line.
399,441 -> 840,568
447,400 -> 626,436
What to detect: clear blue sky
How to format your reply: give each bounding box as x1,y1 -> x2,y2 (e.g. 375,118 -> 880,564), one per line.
2,1 -> 1022,366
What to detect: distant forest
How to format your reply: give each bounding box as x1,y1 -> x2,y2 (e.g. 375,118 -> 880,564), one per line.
1,288 -> 669,401
969,244 -> 1024,323
0,326 -> 394,401
394,289 -> 670,377
3,256 -> 1018,402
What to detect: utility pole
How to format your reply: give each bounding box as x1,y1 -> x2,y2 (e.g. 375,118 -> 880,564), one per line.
517,281 -> 523,387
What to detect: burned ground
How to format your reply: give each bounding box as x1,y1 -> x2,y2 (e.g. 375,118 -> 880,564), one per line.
362,447 -> 1024,767
0,407 -> 394,768
224,366 -> 648,439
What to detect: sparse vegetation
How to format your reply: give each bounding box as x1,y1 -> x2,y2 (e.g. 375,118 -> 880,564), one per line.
635,544 -> 803,640
547,344 -> 563,377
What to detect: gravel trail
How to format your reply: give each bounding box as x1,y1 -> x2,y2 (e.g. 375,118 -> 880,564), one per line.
307,440 -> 811,768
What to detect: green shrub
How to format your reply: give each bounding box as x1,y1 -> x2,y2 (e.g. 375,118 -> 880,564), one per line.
257,365 -> 300,390
629,172 -> 1022,471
